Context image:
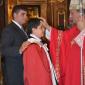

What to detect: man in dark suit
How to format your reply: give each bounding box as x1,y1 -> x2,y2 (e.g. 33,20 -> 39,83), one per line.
1,5 -> 29,85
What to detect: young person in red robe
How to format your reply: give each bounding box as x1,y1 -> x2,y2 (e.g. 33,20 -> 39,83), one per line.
23,18 -> 57,85
40,0 -> 85,85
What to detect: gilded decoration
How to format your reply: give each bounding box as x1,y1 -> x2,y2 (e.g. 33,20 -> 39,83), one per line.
49,0 -> 64,3
57,0 -> 64,3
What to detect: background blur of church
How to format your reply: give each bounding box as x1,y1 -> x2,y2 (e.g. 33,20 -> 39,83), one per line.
0,0 -> 71,85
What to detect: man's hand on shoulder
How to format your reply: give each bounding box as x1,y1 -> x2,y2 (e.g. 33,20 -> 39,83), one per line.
19,41 -> 31,54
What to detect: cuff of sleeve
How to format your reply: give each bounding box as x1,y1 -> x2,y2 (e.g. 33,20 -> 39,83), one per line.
45,28 -> 51,40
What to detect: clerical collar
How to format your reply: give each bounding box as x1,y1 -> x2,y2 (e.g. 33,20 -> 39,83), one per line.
12,20 -> 22,29
30,34 -> 42,43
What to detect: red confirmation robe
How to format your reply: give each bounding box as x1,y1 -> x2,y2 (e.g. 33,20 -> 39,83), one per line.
50,25 -> 80,85
23,37 -> 54,85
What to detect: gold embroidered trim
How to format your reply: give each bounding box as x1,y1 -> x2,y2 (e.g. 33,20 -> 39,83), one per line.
55,30 -> 63,82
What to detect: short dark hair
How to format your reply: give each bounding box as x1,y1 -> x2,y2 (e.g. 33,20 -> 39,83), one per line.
27,18 -> 42,35
12,5 -> 28,16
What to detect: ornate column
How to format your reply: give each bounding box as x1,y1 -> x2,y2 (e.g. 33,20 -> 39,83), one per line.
47,0 -> 68,30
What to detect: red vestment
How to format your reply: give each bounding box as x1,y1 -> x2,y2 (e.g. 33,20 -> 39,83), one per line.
50,25 -> 81,85
23,44 -> 52,85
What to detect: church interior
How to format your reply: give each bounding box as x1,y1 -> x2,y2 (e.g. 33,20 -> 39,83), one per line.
0,0 -> 71,85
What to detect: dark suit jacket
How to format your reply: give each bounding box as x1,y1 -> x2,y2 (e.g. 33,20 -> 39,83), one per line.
1,22 -> 28,85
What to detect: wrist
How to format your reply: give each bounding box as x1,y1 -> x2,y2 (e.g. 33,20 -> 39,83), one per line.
47,25 -> 51,31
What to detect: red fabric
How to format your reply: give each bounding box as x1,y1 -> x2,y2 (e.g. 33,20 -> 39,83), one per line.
23,44 -> 52,85
50,25 -> 80,85
64,42 -> 81,85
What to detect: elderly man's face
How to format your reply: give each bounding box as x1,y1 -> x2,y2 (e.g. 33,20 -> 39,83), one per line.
70,9 -> 80,23
70,9 -> 85,23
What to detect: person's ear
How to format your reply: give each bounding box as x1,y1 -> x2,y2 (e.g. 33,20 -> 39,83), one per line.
13,13 -> 17,18
32,28 -> 36,32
